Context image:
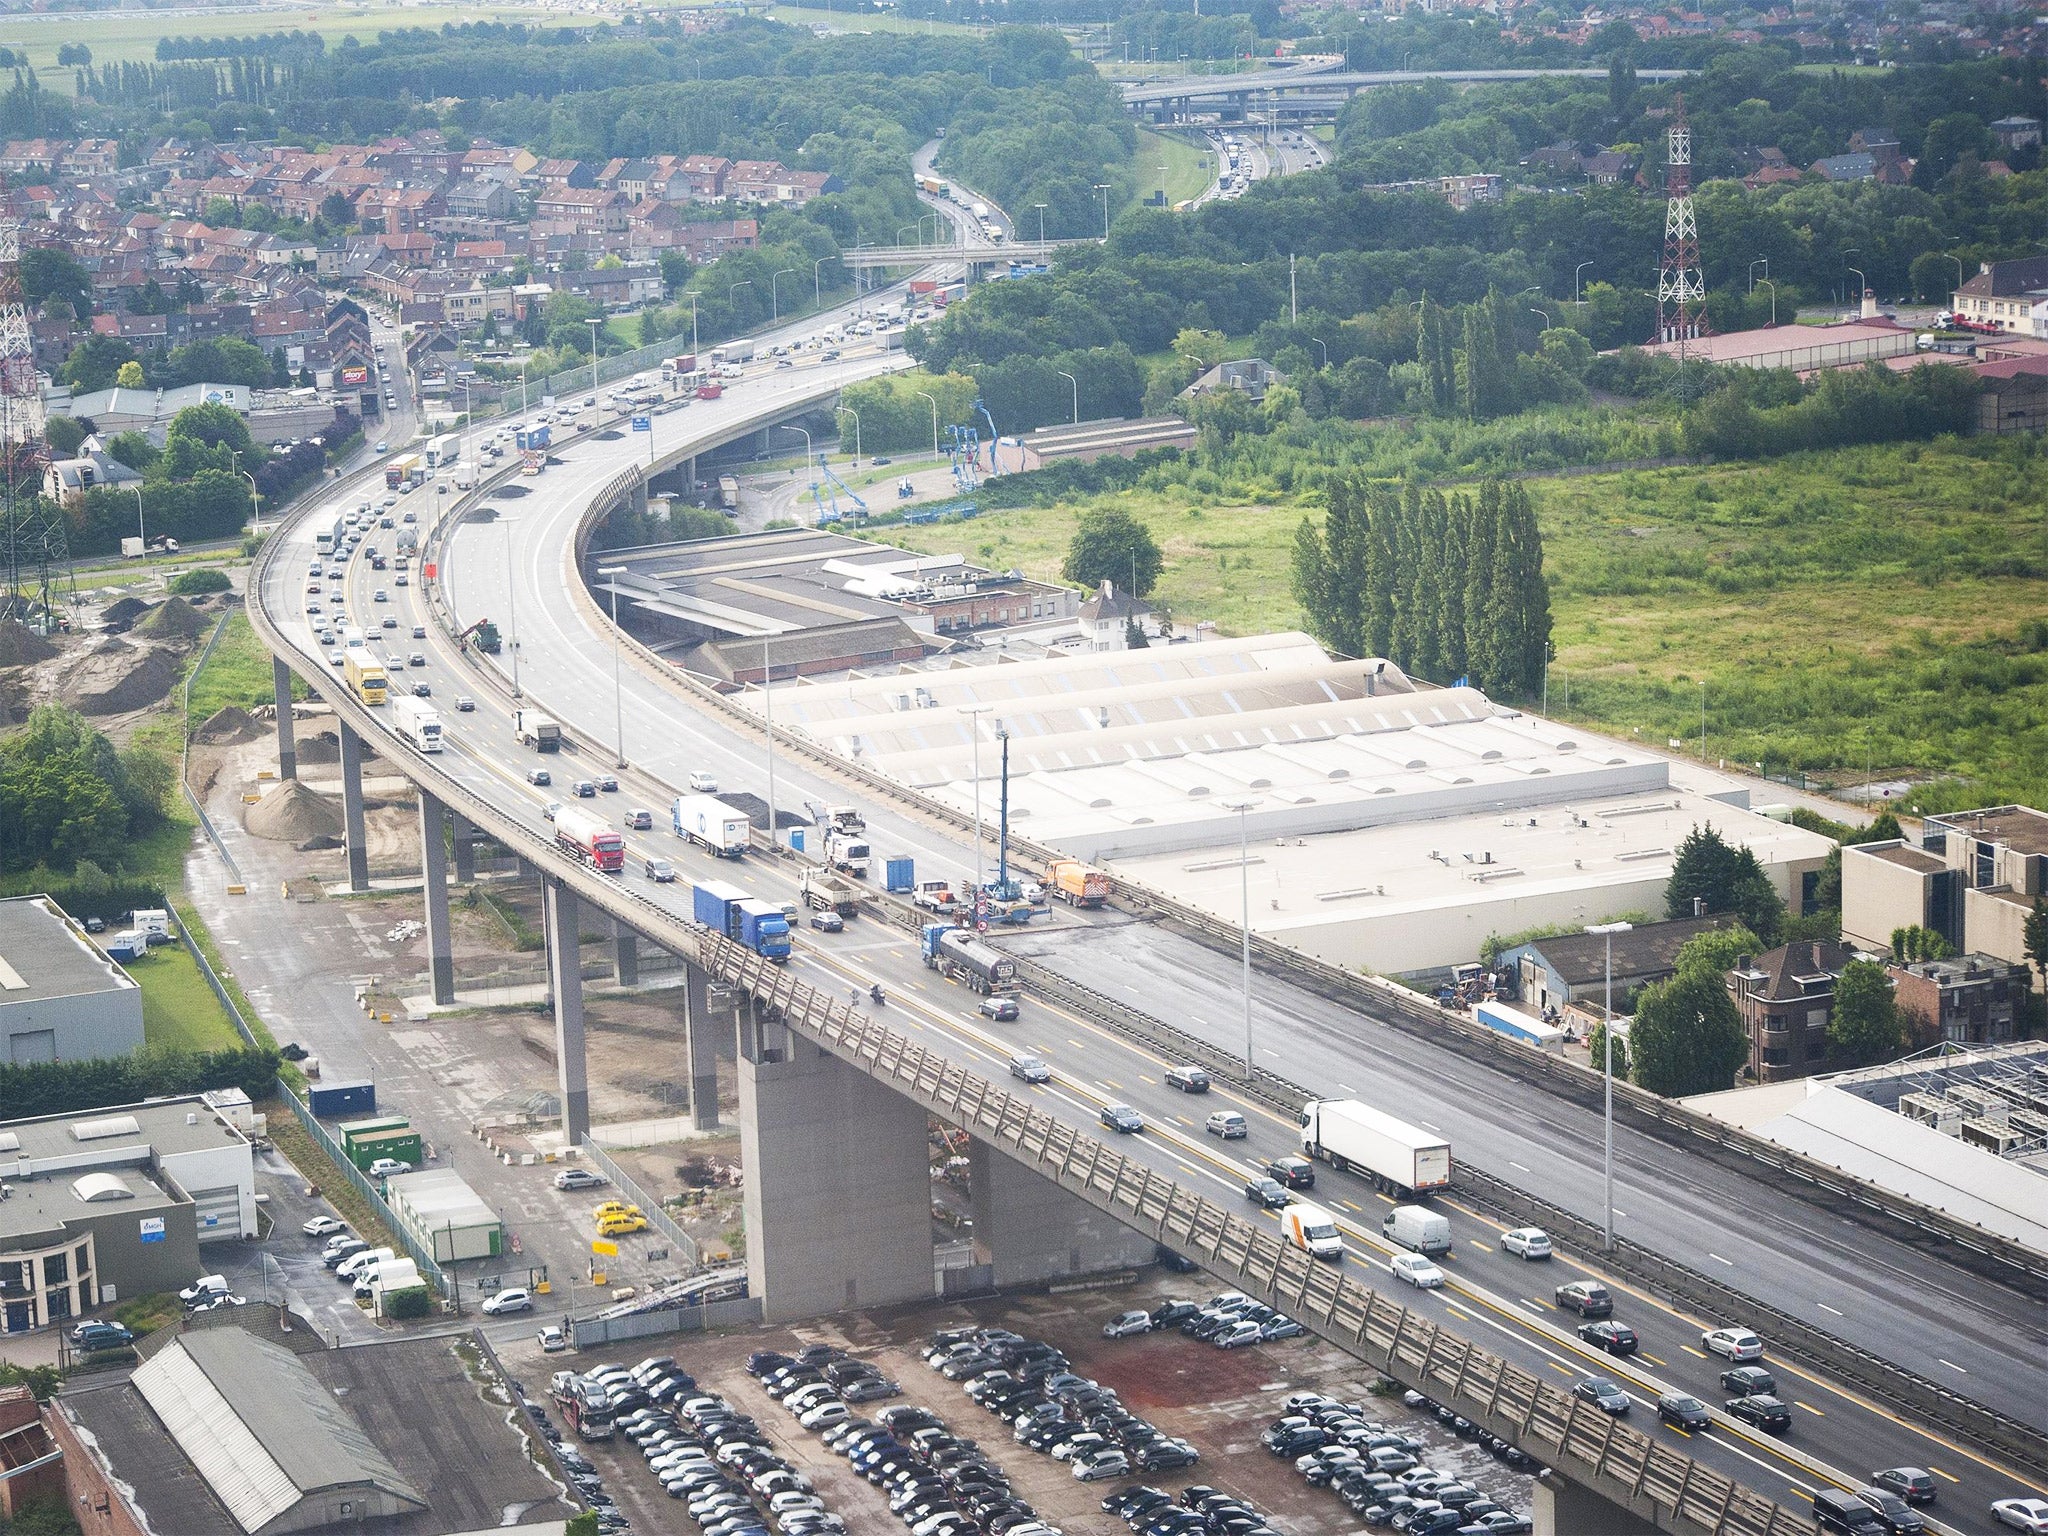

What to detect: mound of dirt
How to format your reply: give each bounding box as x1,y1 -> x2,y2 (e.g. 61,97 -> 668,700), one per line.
195,705 -> 258,743
297,730 -> 341,764
297,834 -> 343,852
100,596 -> 151,632
247,778 -> 345,843
132,596 -> 208,641
0,619 -> 56,666
64,640 -> 177,716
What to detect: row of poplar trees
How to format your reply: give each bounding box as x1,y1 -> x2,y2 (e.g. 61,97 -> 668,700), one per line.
1291,476 -> 1551,699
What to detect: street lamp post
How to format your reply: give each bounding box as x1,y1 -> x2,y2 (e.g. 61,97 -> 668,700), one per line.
812,255 -> 834,306
501,518 -> 522,698
1033,202 -> 1047,245
1309,337 -> 1328,368
596,564 -> 629,770
239,470 -> 261,533
834,405 -> 860,464
771,267 -> 796,321
1224,798 -> 1261,1077
687,290 -> 699,360
1747,257 -> 1768,294
1055,369 -> 1078,425
779,423 -> 813,485
1093,182 -> 1111,240
1585,921 -> 1632,1250
1757,278 -> 1777,326
915,389 -> 939,460
584,317 -> 602,404
960,705 -> 992,925
1574,260 -> 1592,306
518,355 -> 528,414
1847,264 -> 1867,312
728,280 -> 752,317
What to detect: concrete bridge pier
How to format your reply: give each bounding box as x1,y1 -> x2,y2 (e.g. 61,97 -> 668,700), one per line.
612,919 -> 638,986
1532,1479 -> 1660,1535
966,1139 -> 1158,1286
272,658 -> 296,781
418,790 -> 456,1005
738,1019 -> 933,1322
683,961 -> 722,1130
542,876 -> 591,1145
338,721 -> 370,893
451,812 -> 478,882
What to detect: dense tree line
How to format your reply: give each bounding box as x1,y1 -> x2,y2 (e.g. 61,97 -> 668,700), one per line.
0,1044 -> 281,1121
0,706 -> 170,873
154,30 -> 327,62
1684,362 -> 1981,461
1291,476 -> 1549,696
936,73 -> 1136,241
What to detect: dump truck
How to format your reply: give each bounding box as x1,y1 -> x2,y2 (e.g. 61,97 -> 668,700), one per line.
1045,859 -> 1110,908
514,708 -> 562,752
800,867 -> 859,917
1299,1100 -> 1451,1198
694,879 -> 790,961
671,794 -> 750,859
921,924 -> 1016,994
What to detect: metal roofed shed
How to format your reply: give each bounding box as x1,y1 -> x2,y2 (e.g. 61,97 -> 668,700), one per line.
0,893 -> 144,1066
1013,415 -> 1196,471
382,1166 -> 504,1262
132,1329 -> 427,1534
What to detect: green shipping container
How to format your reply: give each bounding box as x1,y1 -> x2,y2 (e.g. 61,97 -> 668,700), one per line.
347,1127 -> 424,1172
339,1115 -> 410,1152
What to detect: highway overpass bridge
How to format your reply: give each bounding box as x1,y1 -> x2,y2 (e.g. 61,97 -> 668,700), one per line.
1120,65 -> 1689,121
842,237 -> 1091,270
244,297 -> 2048,1536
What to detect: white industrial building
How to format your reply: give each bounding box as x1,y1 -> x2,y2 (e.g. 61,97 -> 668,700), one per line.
383,1167 -> 504,1263
748,631 -> 1834,973
0,894 -> 144,1066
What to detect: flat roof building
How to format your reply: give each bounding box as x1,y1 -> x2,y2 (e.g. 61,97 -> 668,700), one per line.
50,1324 -> 576,1536
1013,416 -> 1195,472
1843,804 -> 2048,966
1,1096 -> 254,1335
1636,319 -> 1920,372
0,894 -> 143,1066
384,1167 -> 504,1263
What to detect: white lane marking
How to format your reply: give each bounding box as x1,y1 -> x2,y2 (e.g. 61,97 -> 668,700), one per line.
1707,1253 -> 1734,1267
1935,1359 -> 1968,1374
1816,1303 -> 1843,1317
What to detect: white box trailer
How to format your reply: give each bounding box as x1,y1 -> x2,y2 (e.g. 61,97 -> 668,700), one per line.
672,794 -> 750,859
1300,1099 -> 1451,1197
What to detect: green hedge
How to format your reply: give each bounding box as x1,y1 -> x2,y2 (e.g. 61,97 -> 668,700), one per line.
0,1044 -> 281,1120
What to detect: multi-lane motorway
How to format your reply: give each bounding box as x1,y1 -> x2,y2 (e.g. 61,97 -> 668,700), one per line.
257,296 -> 2047,1534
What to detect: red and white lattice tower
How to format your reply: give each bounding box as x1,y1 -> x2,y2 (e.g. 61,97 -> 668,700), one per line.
0,208 -> 66,631
1655,96 -> 1708,345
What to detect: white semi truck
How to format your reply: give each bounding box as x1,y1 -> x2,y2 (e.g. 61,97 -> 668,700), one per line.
391,695 -> 444,753
1299,1099 -> 1451,1198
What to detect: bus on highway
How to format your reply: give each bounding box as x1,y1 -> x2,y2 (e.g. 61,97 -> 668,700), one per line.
342,647 -> 389,706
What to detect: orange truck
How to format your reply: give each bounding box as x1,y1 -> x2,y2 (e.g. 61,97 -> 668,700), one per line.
1045,859 -> 1110,908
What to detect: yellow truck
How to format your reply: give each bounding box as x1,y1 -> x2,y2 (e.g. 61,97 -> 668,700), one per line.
343,647 -> 389,706
1045,859 -> 1110,908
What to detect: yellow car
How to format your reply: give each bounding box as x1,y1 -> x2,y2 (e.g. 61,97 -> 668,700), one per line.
592,1201 -> 642,1222
597,1213 -> 649,1237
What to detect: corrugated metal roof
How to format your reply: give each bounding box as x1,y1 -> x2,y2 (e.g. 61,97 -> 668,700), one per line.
133,1330 -> 425,1534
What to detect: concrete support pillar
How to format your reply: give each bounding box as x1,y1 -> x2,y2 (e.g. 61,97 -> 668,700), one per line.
338,721 -> 369,893
612,918 -> 638,987
739,1036 -> 934,1321
967,1139 -> 1158,1287
272,657 -> 297,781
683,962 -> 722,1131
418,790 -> 455,1006
543,877 -> 590,1145
451,812 -> 477,882
1531,1479 -> 1660,1536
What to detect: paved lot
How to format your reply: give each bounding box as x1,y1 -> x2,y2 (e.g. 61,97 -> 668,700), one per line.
501,1272 -> 1540,1536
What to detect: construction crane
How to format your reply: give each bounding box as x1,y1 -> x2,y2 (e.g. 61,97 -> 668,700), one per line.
945,424 -> 981,493
809,458 -> 870,525
0,203 -> 65,634
972,397 -> 1009,476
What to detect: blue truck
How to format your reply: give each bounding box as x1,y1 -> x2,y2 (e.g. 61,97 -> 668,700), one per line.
693,879 -> 792,962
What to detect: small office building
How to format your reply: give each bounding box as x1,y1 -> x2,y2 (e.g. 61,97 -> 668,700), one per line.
0,895 -> 144,1066
0,1097 -> 255,1334
384,1167 -> 504,1263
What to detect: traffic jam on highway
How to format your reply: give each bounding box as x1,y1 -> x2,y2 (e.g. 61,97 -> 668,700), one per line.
269,286 -> 2048,1536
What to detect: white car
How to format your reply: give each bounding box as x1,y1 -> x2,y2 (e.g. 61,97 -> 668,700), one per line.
1389,1253 -> 1444,1289
1993,1500 -> 2048,1534
1500,1227 -> 1552,1260
1101,1310 -> 1152,1339
301,1215 -> 346,1238
1701,1327 -> 1764,1362
687,770 -> 718,793
553,1167 -> 609,1191
481,1288 -> 532,1315
366,1157 -> 412,1178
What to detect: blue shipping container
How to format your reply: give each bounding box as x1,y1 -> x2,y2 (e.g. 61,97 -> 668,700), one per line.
307,1079 -> 378,1117
885,856 -> 916,893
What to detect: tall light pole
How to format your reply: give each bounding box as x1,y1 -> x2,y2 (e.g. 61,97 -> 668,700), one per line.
915,389 -> 939,460
1757,277 -> 1777,326
1585,921 -> 1632,1250
687,290 -> 699,361
1056,369 -> 1078,425
518,354 -> 528,414
1747,256 -> 1768,294
1224,798 -> 1261,1077
771,267 -> 796,321
596,565 -> 629,769
834,405 -> 860,464
779,423 -> 813,485
812,254 -> 834,306
760,633 -> 777,855
584,316 -> 602,403
1309,337 -> 1328,368
960,704 -> 992,924
728,280 -> 752,318
1574,260 -> 1592,306
239,469 -> 261,533
1093,182 -> 1111,240
1033,202 -> 1047,245
500,518 -> 522,698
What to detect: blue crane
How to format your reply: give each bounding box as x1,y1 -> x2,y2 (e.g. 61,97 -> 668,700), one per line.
809,457 -> 869,525
972,397 -> 1009,476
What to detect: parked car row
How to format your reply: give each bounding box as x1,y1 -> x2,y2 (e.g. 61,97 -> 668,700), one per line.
1100,1483 -> 1283,1536
928,1323 -> 1199,1479
1104,1295 -> 1305,1351
1268,1392 -> 1532,1533
611,1354 -> 841,1536
754,1346 -> 1060,1536
513,1383 -> 631,1535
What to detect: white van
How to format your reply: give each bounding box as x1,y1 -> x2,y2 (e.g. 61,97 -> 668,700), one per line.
1282,1203 -> 1345,1261
1382,1204 -> 1452,1256
336,1246 -> 394,1282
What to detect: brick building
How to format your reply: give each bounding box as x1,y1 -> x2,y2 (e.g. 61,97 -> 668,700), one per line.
1726,940 -> 1855,1081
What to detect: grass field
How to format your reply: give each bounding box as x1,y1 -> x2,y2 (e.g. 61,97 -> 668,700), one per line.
0,2 -> 556,73
887,439 -> 2048,812
186,610 -> 288,729
133,939 -> 245,1054
1131,128 -> 1215,213
768,4 -> 978,35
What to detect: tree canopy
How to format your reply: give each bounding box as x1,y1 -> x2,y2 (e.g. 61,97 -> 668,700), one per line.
1062,506 -> 1163,598
0,706 -> 170,873
1628,966 -> 1748,1097
1666,825 -> 1787,944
